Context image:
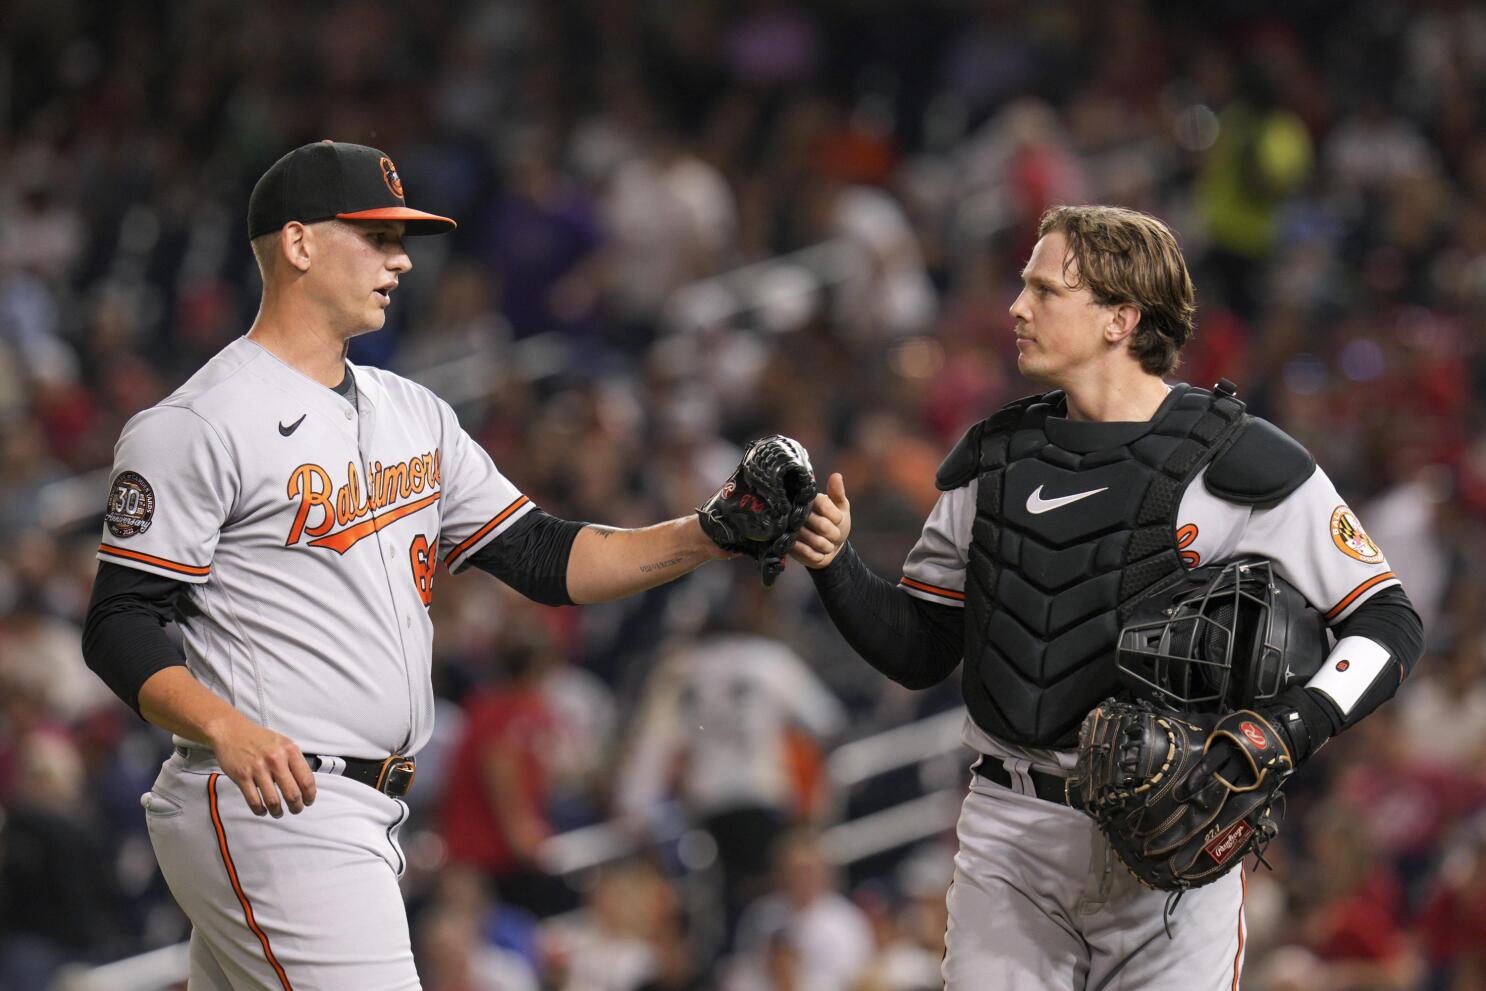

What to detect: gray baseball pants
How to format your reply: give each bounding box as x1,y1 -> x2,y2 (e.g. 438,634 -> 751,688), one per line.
942,762 -> 1246,990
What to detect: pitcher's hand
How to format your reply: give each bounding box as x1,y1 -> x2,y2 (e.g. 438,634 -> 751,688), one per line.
208,713 -> 317,817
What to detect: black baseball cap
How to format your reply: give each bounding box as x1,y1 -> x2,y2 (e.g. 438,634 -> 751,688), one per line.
248,140 -> 456,240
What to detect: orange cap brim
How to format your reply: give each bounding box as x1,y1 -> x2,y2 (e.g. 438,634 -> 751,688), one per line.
336,207 -> 457,234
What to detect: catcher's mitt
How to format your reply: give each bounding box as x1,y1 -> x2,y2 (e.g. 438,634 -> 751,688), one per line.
1065,699 -> 1292,892
697,435 -> 817,587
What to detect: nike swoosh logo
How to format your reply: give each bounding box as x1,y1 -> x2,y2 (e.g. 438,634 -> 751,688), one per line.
1026,484 -> 1108,514
278,414 -> 307,437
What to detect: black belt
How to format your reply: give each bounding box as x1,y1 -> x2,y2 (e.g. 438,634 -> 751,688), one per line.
308,754 -> 417,799
974,758 -> 1069,805
174,747 -> 416,799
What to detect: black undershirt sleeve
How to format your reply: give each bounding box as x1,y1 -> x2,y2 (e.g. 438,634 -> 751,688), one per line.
1272,584 -> 1424,760
467,508 -> 584,607
82,562 -> 190,716
808,541 -> 964,689
1317,584 -> 1424,730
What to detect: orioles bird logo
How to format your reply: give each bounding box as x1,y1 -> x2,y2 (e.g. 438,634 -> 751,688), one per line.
379,157 -> 404,200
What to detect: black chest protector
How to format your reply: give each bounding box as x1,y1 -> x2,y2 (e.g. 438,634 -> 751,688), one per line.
950,384 -> 1247,747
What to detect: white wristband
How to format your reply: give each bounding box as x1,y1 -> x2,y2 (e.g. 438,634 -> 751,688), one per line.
1305,636 -> 1394,718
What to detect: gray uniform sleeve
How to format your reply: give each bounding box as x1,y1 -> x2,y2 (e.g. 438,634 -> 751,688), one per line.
434,398 -> 537,572
1177,462 -> 1418,748
899,480 -> 976,607
1178,466 -> 1399,624
97,405 -> 237,583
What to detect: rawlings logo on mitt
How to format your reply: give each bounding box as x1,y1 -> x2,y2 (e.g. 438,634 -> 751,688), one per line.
698,435 -> 817,587
1065,699 -> 1292,891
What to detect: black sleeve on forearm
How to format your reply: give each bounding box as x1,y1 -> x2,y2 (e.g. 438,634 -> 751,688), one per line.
467,508 -> 584,606
82,562 -> 190,716
809,541 -> 964,689
1318,583 -> 1425,730
1276,584 -> 1425,758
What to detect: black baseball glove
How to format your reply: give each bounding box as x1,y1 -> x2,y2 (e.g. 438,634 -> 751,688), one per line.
1065,699 -> 1292,892
697,435 -> 817,587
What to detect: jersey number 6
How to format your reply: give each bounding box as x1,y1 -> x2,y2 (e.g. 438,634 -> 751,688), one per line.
409,534 -> 436,606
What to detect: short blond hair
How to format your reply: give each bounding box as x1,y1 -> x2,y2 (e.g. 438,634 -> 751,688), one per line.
1037,205 -> 1195,376
250,230 -> 279,278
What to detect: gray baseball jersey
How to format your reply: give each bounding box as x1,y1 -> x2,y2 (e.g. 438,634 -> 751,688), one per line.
100,336 -> 535,758
116,336 -> 541,990
899,462 -> 1398,770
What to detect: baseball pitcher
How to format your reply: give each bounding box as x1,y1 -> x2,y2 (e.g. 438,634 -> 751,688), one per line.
81,141 -> 814,991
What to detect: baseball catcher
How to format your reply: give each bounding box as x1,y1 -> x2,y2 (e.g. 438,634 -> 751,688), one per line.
1066,559 -> 1327,897
786,205 -> 1424,987
697,435 -> 817,586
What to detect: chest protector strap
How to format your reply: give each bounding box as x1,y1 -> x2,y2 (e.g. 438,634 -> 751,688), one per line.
961,383 -> 1247,747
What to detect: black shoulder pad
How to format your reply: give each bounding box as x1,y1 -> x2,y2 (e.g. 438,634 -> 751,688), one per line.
935,393 -> 1044,491
1204,416 -> 1316,506
936,419 -> 985,491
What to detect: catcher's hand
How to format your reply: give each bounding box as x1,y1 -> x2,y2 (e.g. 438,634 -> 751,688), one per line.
790,472 -> 851,569
1065,699 -> 1292,892
697,435 -> 817,587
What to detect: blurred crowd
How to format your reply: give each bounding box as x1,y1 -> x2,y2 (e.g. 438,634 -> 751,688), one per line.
2,0 -> 1486,989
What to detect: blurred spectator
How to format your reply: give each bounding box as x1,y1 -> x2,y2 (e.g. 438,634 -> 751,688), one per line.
1365,467 -> 1453,632
0,585 -> 112,725
416,903 -> 540,991
1324,96 -> 1436,197
602,120 -> 738,340
731,829 -> 873,991
619,614 -> 845,934
1397,633 -> 1486,770
396,259 -> 513,404
853,843 -> 954,991
544,859 -> 692,991
802,175 -> 937,341
1244,945 -> 1332,991
440,623 -> 576,918
1296,808 -> 1421,986
1195,60 -> 1313,318
1332,710 -> 1486,898
0,146 -> 85,280
0,732 -> 124,989
1418,817 -> 1486,991
424,865 -> 543,978
482,133 -> 606,340
539,648 -> 617,831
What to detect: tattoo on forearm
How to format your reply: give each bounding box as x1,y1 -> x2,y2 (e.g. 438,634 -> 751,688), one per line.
589,526 -> 618,539
639,556 -> 684,574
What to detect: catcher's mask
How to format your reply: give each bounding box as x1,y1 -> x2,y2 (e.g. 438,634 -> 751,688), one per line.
1117,559 -> 1326,712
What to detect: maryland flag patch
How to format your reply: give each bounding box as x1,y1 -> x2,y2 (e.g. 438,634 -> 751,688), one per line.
1330,505 -> 1384,564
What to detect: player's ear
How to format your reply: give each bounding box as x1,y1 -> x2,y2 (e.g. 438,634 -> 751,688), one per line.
281,222 -> 312,274
1104,303 -> 1142,345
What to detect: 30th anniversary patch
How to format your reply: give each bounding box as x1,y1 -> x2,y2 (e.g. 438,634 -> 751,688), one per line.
105,471 -> 156,538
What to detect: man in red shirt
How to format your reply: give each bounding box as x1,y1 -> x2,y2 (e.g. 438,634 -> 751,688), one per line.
440,633 -> 570,917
